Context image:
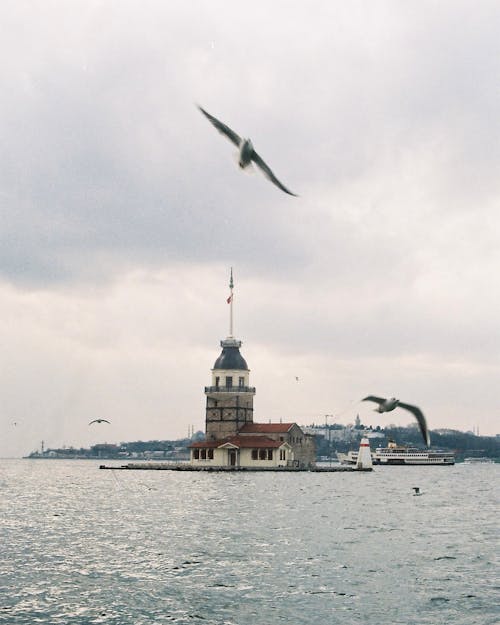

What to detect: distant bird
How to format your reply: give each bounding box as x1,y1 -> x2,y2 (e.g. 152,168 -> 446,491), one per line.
362,396 -> 430,447
295,376 -> 299,382
197,105 -> 298,196
412,487 -> 421,496
89,419 -> 110,425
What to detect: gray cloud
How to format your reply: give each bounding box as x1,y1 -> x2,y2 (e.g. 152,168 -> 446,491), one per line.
1,1 -> 499,455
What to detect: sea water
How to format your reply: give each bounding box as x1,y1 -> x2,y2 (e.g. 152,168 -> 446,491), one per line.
0,459 -> 498,625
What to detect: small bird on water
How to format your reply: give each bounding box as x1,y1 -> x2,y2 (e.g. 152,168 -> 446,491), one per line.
362,395 -> 430,447
197,105 -> 298,196
412,487 -> 421,496
89,419 -> 110,425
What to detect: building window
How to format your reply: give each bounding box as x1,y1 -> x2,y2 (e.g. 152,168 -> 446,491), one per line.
226,376 -> 233,388
215,376 -> 220,388
267,449 -> 273,460
280,449 -> 286,461
201,449 -> 207,460
193,449 -> 200,460
208,448 -> 214,460
279,436 -> 284,442
251,449 -> 258,460
259,449 -> 267,460
239,376 -> 244,387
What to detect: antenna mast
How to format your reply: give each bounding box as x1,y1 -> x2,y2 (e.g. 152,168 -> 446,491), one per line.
228,267 -> 234,338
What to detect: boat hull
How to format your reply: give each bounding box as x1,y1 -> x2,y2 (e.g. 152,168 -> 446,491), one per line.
338,446 -> 455,466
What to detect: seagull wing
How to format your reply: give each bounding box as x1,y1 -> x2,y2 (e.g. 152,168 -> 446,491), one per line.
362,395 -> 386,406
197,105 -> 241,147
100,419 -> 111,424
398,402 -> 430,447
251,150 -> 298,196
88,420 -> 98,425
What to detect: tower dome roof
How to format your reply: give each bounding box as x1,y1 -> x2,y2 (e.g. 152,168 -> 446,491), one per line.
213,338 -> 248,370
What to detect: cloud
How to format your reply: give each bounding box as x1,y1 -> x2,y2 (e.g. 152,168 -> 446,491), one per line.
1,1 -> 499,455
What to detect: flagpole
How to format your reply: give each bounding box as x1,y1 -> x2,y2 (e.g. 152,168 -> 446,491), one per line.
229,267 -> 234,338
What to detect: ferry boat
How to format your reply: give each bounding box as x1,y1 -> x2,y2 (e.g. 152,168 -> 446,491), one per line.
337,439 -> 455,466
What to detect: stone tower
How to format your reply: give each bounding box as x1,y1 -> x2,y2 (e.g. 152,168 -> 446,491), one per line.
204,337 -> 255,441
204,269 -> 255,441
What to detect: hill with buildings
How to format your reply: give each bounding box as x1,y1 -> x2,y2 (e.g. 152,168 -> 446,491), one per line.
26,423 -> 499,462
309,421 -> 499,462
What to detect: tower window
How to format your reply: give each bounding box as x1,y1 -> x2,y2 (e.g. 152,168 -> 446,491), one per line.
226,376 -> 233,388
239,376 -> 244,387
215,376 -> 220,388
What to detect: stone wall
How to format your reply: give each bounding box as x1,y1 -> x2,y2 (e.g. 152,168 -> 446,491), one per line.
205,393 -> 254,440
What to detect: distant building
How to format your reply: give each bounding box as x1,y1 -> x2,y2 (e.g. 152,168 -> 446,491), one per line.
303,425 -> 385,442
189,271 -> 315,469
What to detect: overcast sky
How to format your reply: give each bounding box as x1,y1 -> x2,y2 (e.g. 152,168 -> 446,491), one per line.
1,1 -> 499,457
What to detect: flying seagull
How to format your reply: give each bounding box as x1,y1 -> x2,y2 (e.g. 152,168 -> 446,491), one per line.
362,396 -> 430,447
197,105 -> 298,196
89,419 -> 110,425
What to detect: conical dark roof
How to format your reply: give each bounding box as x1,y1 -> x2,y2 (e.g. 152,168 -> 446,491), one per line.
213,339 -> 248,370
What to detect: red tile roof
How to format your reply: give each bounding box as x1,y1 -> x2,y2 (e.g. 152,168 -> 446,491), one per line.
220,436 -> 284,449
189,440 -> 221,449
239,422 -> 295,434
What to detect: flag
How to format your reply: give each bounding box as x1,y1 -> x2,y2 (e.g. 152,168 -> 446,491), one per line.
227,294 -> 233,304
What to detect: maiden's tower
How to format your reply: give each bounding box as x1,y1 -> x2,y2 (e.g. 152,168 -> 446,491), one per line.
189,270 -> 316,469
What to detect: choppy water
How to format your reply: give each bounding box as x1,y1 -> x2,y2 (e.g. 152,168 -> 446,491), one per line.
0,459 -> 498,625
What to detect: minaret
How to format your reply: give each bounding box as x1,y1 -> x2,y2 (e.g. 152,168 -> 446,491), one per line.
204,269 -> 256,441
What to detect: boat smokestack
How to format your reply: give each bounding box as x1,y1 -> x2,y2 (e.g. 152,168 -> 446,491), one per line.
356,438 -> 373,470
